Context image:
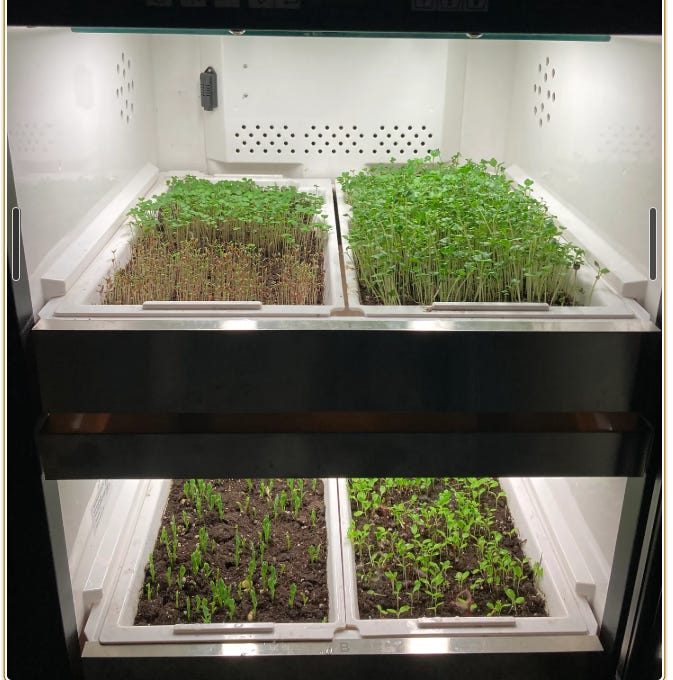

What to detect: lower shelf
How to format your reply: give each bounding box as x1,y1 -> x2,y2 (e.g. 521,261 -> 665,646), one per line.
84,477 -> 598,646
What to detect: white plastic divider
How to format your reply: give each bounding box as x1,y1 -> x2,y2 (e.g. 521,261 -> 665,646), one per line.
514,478 -> 618,624
82,480 -> 155,642
334,184 -> 640,320
44,173 -> 344,319
337,478 -> 597,637
506,165 -> 649,301
95,478 -> 345,644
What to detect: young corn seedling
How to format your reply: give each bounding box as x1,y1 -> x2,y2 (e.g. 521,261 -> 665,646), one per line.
310,508 -> 317,528
262,515 -> 272,544
308,544 -> 322,564
182,509 -> 190,531
191,548 -> 202,575
285,532 -> 291,551
288,583 -> 297,608
248,588 -> 258,621
267,565 -> 277,601
178,565 -> 186,589
148,552 -> 156,584
198,526 -> 210,555
247,554 -> 257,586
186,596 -> 191,621
166,565 -> 172,588
214,494 -> 224,520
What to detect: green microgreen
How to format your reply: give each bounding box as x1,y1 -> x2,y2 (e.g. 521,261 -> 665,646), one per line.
339,153 -> 587,306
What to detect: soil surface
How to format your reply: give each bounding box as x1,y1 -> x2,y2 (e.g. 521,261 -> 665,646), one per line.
135,478 -> 329,625
348,478 -> 548,619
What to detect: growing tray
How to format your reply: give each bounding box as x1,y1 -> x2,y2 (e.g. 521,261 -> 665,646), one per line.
334,183 -> 646,320
43,170 -> 344,319
90,478 -> 345,644
337,478 -> 597,638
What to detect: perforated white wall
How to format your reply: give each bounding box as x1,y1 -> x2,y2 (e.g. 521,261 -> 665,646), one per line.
196,36 -> 461,176
504,37 -> 661,311
7,28 -> 158,311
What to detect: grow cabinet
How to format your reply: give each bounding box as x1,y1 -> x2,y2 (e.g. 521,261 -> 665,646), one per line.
6,3 -> 661,679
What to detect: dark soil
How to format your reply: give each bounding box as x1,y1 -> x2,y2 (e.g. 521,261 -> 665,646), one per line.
135,478 -> 329,625
348,478 -> 548,619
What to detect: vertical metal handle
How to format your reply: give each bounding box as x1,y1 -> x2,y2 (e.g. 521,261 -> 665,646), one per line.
11,207 -> 21,282
649,208 -> 657,281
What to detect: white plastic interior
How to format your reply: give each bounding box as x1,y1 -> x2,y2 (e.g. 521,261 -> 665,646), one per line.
6,28 -> 657,643
8,31 -> 661,319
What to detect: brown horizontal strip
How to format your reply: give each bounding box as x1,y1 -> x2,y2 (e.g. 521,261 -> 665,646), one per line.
42,412 -> 641,435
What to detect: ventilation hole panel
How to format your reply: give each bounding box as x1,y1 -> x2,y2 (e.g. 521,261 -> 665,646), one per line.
230,123 -> 437,158
116,50 -> 135,124
533,57 -> 556,128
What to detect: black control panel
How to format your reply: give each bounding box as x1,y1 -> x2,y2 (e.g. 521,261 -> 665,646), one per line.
8,0 -> 661,35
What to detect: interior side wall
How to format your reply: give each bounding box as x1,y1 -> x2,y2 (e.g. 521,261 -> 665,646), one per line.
504,37 -> 661,313
7,29 -> 158,312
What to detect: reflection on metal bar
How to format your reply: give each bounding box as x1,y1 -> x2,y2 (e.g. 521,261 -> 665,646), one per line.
42,412 -> 642,435
83,634 -> 603,658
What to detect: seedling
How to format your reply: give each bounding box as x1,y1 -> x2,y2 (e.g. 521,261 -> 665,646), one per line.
198,526 -> 210,555
285,532 -> 291,551
310,508 -> 317,528
308,544 -> 322,564
178,565 -> 186,589
148,552 -> 156,583
182,510 -> 190,531
486,600 -> 505,617
166,565 -> 172,588
249,588 -> 258,620
262,515 -> 272,544
191,548 -> 202,575
267,565 -> 278,601
233,525 -> 243,567
288,583 -> 297,608
504,587 -> 525,613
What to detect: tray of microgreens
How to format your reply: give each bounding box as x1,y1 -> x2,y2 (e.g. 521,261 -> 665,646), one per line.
338,477 -> 596,637
336,152 -> 629,318
97,477 -> 345,643
53,173 -> 343,317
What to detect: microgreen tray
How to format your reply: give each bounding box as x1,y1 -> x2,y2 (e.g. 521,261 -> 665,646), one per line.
90,478 -> 345,644
44,171 -> 344,319
337,477 -> 597,637
334,175 -> 645,320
